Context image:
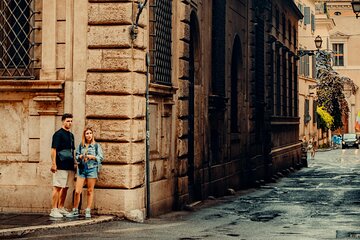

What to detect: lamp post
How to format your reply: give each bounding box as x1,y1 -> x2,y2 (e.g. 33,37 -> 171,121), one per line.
352,0 -> 360,19
297,35 -> 323,57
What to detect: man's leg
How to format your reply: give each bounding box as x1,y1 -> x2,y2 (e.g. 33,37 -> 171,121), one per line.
52,186 -> 61,208
59,187 -> 68,208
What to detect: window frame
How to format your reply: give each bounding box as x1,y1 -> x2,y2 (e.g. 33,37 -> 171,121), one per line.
0,0 -> 36,79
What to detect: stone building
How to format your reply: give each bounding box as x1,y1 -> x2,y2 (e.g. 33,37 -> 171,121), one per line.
324,0 -> 360,134
0,0 -> 304,219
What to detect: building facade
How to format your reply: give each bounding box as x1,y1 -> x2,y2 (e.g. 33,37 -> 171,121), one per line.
0,0 -> 304,219
295,0 -> 334,146
325,0 -> 360,134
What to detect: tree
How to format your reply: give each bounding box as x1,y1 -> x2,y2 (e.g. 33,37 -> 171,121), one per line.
315,50 -> 358,131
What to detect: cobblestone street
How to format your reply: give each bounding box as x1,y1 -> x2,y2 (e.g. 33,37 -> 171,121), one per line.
14,149 -> 360,240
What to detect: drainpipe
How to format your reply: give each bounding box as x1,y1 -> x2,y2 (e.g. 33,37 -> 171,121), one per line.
145,52 -> 151,218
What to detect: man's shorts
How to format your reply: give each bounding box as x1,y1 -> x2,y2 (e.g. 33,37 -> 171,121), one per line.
53,170 -> 75,188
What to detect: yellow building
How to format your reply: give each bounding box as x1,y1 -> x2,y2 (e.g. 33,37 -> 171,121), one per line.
325,0 -> 360,134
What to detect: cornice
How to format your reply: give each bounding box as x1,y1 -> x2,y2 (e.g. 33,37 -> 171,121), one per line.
0,80 -> 64,92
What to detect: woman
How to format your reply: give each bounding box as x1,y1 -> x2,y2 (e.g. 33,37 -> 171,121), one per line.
66,127 -> 103,218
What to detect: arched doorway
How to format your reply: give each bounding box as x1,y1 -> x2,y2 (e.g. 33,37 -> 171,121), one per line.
230,34 -> 247,181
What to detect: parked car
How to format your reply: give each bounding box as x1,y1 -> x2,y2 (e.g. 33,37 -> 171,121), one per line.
342,133 -> 359,149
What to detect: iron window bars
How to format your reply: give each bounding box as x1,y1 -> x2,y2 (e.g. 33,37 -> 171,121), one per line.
0,0 -> 36,79
149,0 -> 172,85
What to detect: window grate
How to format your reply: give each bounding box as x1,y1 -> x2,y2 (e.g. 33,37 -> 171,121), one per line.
0,0 -> 36,79
149,0 -> 172,85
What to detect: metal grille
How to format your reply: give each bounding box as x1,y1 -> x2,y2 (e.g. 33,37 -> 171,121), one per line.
0,0 -> 36,79
149,0 -> 172,85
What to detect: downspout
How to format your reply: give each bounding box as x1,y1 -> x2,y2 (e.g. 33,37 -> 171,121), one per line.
145,52 -> 151,218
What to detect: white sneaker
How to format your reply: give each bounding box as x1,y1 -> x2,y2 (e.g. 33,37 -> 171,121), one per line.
85,208 -> 91,218
49,208 -> 63,218
65,208 -> 79,218
58,207 -> 70,215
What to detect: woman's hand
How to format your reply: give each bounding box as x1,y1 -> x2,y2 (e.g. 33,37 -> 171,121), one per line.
87,154 -> 96,160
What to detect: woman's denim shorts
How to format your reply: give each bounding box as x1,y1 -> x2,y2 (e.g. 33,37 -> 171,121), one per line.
77,161 -> 98,179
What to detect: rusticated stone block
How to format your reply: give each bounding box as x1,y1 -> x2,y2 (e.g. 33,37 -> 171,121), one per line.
88,49 -> 145,72
86,95 -> 145,118
179,21 -> 190,42
178,59 -> 189,79
177,138 -> 188,157
87,72 -> 146,95
177,99 -> 189,118
88,2 -> 132,25
177,119 -> 188,138
97,164 -> 145,189
87,119 -> 145,142
101,142 -> 145,164
178,79 -> 189,98
88,25 -> 132,48
94,187 -> 145,215
179,2 -> 191,23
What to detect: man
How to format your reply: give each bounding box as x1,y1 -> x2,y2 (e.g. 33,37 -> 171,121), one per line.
50,113 -> 75,218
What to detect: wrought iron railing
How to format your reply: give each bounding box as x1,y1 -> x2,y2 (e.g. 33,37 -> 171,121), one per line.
149,0 -> 172,85
0,0 -> 36,79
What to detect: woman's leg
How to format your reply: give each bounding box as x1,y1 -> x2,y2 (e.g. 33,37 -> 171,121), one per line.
74,177 -> 85,209
86,178 -> 97,209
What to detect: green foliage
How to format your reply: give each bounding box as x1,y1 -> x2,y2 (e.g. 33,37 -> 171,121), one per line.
315,50 -> 358,130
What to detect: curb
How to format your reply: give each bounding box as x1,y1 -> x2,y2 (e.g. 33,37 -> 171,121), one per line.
0,215 -> 115,239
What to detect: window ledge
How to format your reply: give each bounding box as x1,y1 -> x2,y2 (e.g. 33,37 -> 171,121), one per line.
0,80 -> 64,92
149,83 -> 177,96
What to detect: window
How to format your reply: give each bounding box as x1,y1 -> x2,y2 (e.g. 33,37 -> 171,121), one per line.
332,43 -> 344,66
304,7 -> 310,25
311,13 -> 315,32
0,0 -> 36,79
149,0 -> 172,85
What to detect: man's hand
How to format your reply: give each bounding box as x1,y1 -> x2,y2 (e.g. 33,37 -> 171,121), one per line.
50,164 -> 57,173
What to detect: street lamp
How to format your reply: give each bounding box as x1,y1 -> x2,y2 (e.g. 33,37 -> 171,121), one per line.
351,0 -> 360,19
297,35 -> 323,57
314,35 -> 323,50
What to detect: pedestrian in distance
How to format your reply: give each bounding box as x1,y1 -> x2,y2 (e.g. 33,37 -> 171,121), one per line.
50,113 -> 76,218
310,138 -> 317,159
66,127 -> 104,218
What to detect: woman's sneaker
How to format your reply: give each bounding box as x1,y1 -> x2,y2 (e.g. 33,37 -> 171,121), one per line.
58,207 -> 70,215
49,208 -> 63,218
65,208 -> 79,218
85,208 -> 91,218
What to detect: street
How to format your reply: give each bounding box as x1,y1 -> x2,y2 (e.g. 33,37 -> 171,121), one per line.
16,149 -> 360,240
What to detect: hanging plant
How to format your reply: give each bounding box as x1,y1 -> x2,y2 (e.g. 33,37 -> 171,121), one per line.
315,50 -> 358,131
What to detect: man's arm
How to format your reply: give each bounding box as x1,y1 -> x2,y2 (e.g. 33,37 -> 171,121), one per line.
50,148 -> 57,173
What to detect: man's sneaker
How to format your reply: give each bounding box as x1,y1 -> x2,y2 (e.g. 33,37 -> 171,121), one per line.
65,208 -> 79,218
58,207 -> 70,215
49,208 -> 63,218
85,208 -> 91,218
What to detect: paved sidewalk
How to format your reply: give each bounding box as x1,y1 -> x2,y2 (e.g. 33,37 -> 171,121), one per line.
0,213 -> 115,239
